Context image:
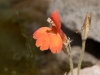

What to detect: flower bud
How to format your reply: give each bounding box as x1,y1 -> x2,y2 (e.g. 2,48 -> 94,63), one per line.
81,12 -> 92,40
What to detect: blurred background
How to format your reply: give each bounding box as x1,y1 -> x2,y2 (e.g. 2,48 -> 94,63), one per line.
0,0 -> 100,75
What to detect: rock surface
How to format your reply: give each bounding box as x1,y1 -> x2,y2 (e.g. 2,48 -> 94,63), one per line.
68,62 -> 100,75
48,0 -> 100,42
56,46 -> 99,68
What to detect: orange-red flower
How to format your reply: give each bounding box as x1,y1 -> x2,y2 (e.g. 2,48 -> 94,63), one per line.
33,10 -> 66,53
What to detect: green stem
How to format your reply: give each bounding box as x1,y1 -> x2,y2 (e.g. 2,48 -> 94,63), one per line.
69,55 -> 74,75
67,46 -> 74,75
77,40 -> 86,75
63,42 -> 74,75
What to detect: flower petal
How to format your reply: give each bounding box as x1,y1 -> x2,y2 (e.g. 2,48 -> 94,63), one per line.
58,29 -> 66,42
50,10 -> 61,30
33,27 -> 51,39
50,33 -> 62,53
36,36 -> 44,47
40,34 -> 51,50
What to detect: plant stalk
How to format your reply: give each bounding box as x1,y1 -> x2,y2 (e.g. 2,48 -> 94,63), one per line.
77,40 -> 86,75
68,53 -> 74,75
67,45 -> 74,75
63,42 -> 74,75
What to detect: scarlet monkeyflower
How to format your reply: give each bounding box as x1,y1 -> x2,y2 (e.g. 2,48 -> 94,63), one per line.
33,10 -> 67,53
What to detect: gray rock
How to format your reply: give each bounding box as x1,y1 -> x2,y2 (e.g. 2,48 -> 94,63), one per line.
56,46 -> 99,67
48,0 -> 100,42
68,62 -> 100,75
